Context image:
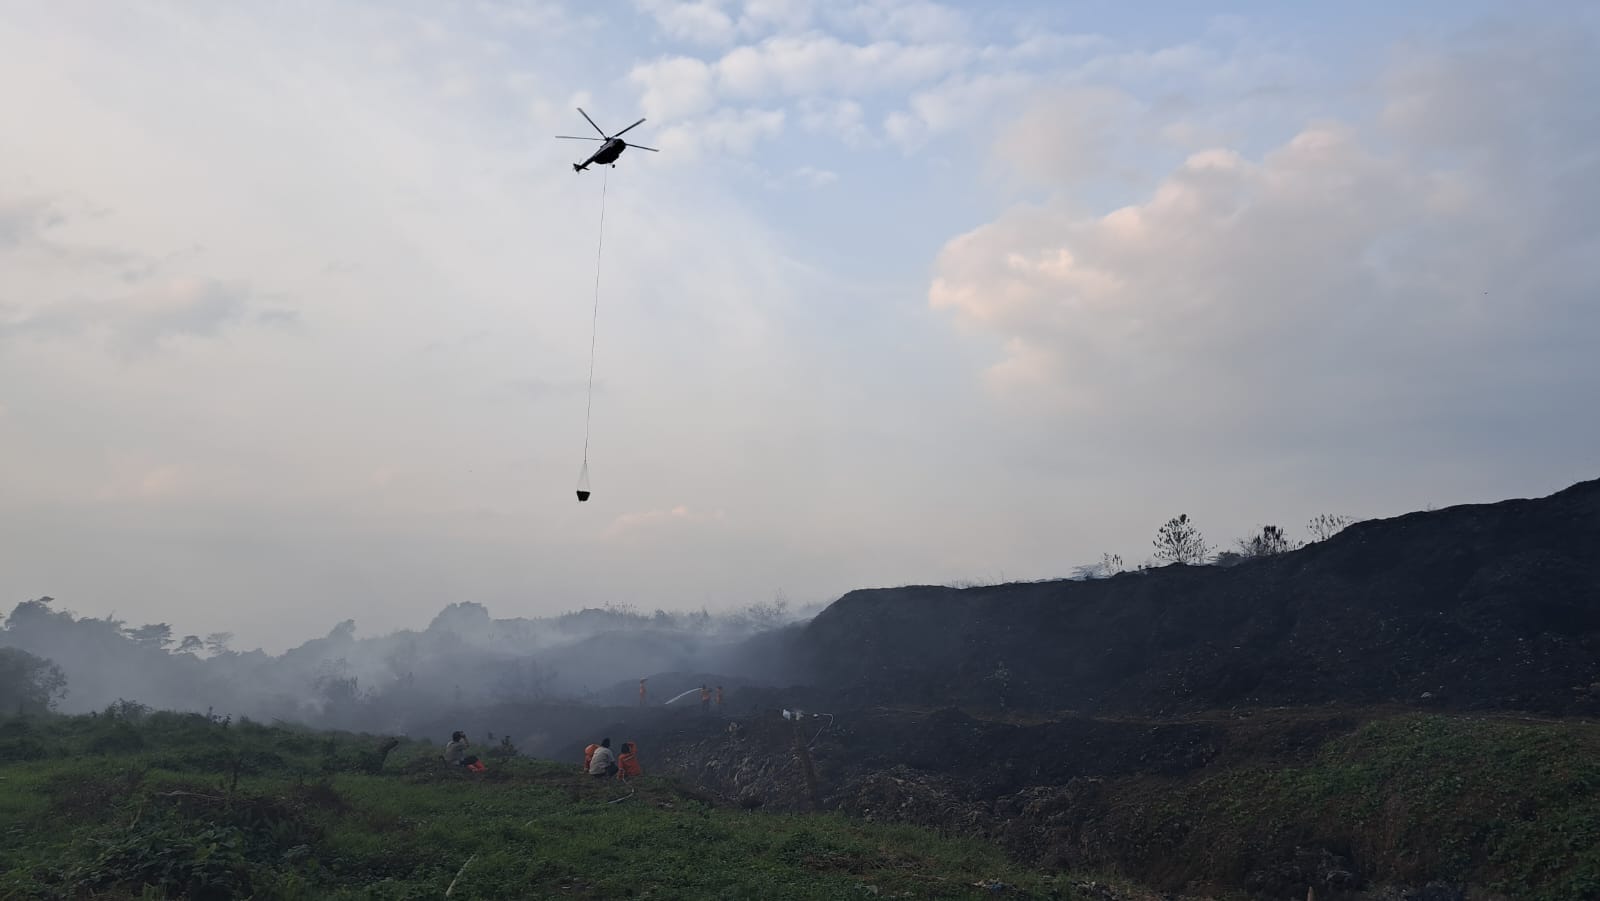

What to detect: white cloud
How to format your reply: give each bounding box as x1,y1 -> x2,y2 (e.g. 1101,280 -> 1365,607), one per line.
989,85 -> 1137,185
930,28 -> 1600,460
764,165 -> 838,189
883,70 -> 1034,150
604,504 -> 727,538
792,166 -> 838,187
626,31 -> 969,154
716,33 -> 968,99
734,0 -> 816,37
635,0 -> 739,46
797,97 -> 868,144
629,55 -> 717,120
826,1 -> 969,44
656,107 -> 786,159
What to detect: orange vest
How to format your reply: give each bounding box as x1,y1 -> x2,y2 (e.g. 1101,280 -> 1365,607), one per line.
618,748 -> 641,778
583,743 -> 599,770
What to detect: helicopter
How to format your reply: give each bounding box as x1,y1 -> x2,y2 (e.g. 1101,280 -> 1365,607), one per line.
556,108 -> 659,172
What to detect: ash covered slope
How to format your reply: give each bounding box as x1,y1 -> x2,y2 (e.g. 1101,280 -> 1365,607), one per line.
800,477 -> 1600,715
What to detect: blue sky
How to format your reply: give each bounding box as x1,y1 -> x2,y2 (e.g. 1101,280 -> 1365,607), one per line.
1,0 -> 1596,650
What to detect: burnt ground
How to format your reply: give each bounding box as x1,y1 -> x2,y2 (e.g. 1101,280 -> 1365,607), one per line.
796,477 -> 1600,717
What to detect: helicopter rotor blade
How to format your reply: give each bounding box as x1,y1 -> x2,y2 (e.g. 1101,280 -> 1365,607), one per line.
624,143 -> 660,152
613,118 -> 647,138
555,135 -> 605,141
576,107 -> 607,137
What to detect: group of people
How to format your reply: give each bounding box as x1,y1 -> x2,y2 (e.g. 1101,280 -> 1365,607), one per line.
583,737 -> 641,780
699,684 -> 723,712
441,731 -> 643,782
637,679 -> 725,712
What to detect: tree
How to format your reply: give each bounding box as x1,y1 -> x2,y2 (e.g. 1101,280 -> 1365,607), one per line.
1152,514 -> 1210,565
1237,524 -> 1299,558
176,635 -> 205,655
742,593 -> 790,628
0,647 -> 68,714
1072,553 -> 1125,580
1099,552 -> 1124,577
1307,513 -> 1354,542
204,632 -> 234,655
126,623 -> 173,651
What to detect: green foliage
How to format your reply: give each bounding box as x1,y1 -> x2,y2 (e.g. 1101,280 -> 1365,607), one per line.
0,713 -> 1074,900
0,646 -> 68,714
1133,714 -> 1600,900
125,623 -> 175,651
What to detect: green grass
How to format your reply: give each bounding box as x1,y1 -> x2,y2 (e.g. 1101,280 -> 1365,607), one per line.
9,705 -> 1595,899
1129,713 -> 1600,900
0,707 -> 1076,900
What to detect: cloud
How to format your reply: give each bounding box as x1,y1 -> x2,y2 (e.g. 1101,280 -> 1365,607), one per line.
635,1 -> 739,46
629,56 -> 717,120
627,29 -> 972,147
884,70 -> 1034,150
717,33 -> 968,99
604,504 -> 727,538
656,107 -> 786,159
825,1 -> 970,44
797,97 -> 869,145
790,166 -> 838,187
0,195 -> 62,250
2,277 -> 265,354
762,165 -> 838,190
989,85 -> 1138,186
929,26 -> 1600,461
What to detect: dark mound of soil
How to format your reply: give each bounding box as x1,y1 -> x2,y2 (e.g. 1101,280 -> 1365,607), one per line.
798,477 -> 1600,716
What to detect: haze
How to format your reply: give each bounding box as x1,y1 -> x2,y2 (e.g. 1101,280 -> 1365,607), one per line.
2,0 -> 1596,652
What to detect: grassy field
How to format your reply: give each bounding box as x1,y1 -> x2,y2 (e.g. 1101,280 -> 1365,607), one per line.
1117,712 -> 1600,900
8,705 -> 1596,900
0,705 -> 1083,900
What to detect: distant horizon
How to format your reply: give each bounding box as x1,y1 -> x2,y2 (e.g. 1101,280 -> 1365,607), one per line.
10,470 -> 1593,656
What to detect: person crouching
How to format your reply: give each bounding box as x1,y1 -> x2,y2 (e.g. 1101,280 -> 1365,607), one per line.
445,731 -> 485,772
588,737 -> 618,778
617,741 -> 641,780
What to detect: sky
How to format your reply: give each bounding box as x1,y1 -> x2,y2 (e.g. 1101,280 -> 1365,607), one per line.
2,0 -> 1596,652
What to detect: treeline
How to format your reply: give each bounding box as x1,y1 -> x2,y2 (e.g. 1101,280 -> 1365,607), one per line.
0,596 -> 815,726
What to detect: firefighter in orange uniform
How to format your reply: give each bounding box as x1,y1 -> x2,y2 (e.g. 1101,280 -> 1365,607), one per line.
617,741 -> 642,780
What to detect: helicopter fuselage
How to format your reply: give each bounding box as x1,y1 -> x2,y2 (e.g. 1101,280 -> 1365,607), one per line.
575,138 -> 626,171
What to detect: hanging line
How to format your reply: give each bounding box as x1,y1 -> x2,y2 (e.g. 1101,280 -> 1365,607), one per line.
582,167 -> 609,467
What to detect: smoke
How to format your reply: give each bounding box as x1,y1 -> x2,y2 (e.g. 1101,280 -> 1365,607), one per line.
0,595 -> 818,740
